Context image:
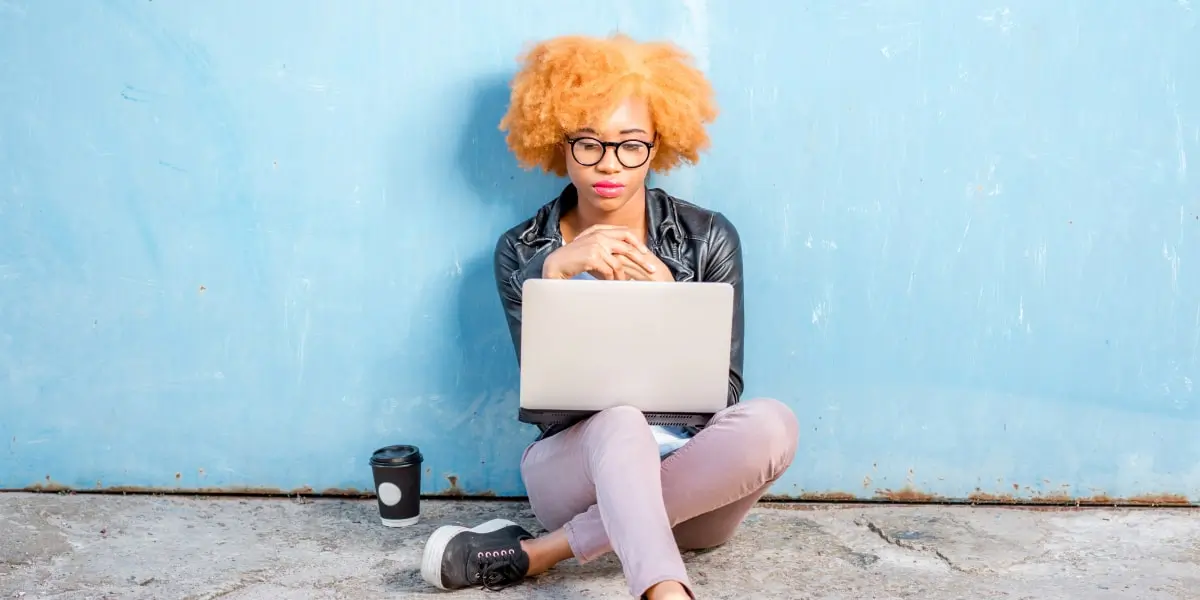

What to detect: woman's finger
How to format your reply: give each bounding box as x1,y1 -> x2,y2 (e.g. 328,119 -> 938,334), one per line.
598,229 -> 651,255
619,255 -> 653,281
587,246 -> 622,280
600,253 -> 624,280
604,240 -> 658,274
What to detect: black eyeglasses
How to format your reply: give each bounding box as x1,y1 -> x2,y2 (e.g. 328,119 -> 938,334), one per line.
566,136 -> 656,169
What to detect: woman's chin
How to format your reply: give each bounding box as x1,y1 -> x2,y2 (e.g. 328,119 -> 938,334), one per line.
579,193 -> 631,214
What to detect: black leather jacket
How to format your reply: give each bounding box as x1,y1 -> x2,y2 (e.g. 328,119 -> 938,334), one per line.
492,183 -> 745,438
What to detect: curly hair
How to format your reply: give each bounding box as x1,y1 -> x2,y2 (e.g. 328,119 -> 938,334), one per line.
499,34 -> 719,176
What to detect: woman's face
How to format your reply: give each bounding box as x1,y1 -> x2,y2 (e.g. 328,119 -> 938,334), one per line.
562,96 -> 658,215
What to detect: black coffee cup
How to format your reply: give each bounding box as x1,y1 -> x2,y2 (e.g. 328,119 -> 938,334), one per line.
369,445 -> 423,527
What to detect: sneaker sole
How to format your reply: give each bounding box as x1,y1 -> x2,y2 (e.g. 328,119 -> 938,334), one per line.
420,518 -> 519,590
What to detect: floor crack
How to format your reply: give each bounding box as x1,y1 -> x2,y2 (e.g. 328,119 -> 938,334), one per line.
855,515 -> 969,573
181,572 -> 269,600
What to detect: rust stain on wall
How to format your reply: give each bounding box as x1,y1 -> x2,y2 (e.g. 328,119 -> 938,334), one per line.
24,475 -> 70,493
318,487 -> 370,497
967,491 -> 1018,504
1124,494 -> 1191,506
874,486 -> 944,503
9,477 -> 1194,506
760,491 -> 860,502
799,491 -> 859,502
441,475 -> 463,496
967,489 -> 1194,507
1020,493 -> 1073,505
424,474 -> 497,498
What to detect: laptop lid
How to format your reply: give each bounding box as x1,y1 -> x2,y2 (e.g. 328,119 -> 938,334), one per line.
518,278 -> 734,414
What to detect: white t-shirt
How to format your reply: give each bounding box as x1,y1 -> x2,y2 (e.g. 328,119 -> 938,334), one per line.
653,425 -> 692,458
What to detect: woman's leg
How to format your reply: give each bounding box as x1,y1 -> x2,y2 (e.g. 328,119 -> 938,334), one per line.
664,397 -> 799,550
520,405 -> 690,598
521,398 -> 800,595
669,479 -> 776,551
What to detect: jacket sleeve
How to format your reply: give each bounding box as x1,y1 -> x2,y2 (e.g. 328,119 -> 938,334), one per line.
703,212 -> 746,406
492,232 -> 553,363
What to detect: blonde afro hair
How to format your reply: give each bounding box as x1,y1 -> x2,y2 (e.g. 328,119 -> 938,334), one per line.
499,34 -> 719,177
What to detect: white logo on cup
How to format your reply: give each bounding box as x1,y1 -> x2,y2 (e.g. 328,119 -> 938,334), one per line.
377,482 -> 403,506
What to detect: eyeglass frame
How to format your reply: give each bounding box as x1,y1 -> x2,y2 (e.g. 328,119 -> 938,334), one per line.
564,134 -> 658,169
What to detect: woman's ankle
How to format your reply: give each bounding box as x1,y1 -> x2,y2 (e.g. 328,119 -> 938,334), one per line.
644,580 -> 692,600
520,529 -> 574,576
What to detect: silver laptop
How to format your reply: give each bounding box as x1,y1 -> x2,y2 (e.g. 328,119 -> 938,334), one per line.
517,277 -> 734,428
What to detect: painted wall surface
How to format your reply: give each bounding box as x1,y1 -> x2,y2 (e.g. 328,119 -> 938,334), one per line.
1,1 -> 1198,502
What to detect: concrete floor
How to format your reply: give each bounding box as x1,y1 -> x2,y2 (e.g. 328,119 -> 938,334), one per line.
1,492 -> 1198,599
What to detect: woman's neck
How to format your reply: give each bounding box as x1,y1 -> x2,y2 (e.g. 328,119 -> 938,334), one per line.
563,187 -> 648,243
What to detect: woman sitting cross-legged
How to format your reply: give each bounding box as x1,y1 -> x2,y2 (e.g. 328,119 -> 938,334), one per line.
420,33 -> 800,600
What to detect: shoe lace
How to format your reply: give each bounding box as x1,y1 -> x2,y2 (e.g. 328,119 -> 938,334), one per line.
473,548 -> 524,592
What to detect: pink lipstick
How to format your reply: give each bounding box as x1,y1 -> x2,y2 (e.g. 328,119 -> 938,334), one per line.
592,181 -> 624,199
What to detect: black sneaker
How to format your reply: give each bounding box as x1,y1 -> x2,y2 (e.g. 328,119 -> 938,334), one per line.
420,518 -> 534,591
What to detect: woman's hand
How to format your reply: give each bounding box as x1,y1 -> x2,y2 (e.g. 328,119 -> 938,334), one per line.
542,224 -> 660,280
619,253 -> 674,282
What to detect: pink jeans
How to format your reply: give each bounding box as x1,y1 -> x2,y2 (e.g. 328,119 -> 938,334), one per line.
520,398 -> 800,598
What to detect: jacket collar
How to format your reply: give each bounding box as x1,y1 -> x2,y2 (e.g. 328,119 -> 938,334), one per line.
517,184 -> 683,250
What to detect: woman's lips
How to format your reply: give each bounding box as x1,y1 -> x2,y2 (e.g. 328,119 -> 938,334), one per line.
592,181 -> 624,198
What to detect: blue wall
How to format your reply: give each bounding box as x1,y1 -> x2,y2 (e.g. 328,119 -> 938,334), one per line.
2,1 -> 1198,502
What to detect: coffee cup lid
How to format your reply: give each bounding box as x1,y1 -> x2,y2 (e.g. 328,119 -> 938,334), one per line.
370,445 -> 423,467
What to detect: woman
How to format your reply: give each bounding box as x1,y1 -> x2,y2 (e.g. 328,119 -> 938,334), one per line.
420,34 -> 799,600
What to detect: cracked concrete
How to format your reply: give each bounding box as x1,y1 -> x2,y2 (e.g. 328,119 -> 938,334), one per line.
1,492 -> 1198,599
